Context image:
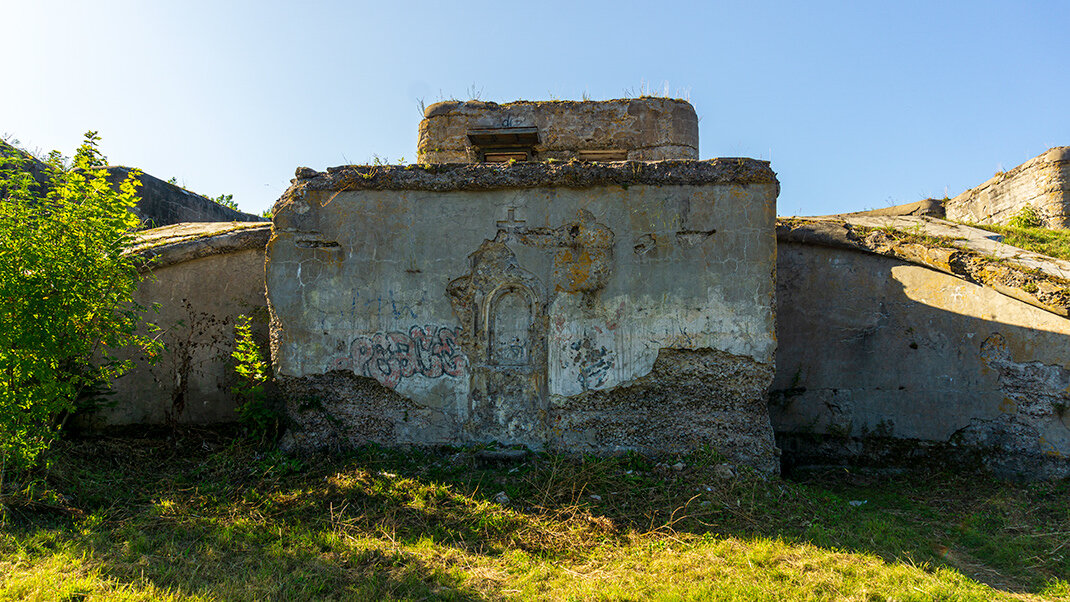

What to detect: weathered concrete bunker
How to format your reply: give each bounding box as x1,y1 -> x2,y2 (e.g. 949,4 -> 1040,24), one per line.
89,96 -> 1070,481
267,158 -> 780,472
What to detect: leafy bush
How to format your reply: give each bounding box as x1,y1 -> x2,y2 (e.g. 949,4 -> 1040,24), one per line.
0,133 -> 154,476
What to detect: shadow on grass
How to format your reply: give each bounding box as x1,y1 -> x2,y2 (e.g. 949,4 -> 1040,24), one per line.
3,434 -> 487,601
3,431 -> 1068,599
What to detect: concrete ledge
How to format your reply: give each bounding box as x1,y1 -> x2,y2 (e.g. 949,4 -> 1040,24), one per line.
777,216 -> 1070,317
831,198 -> 946,218
422,97 -> 695,119
286,159 -> 777,195
128,222 -> 272,269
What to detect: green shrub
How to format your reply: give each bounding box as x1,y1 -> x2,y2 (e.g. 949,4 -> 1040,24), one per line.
1008,205 -> 1043,228
0,132 -> 153,476
231,314 -> 279,443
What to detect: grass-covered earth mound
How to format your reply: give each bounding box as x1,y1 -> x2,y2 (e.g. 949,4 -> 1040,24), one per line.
1,431 -> 1068,600
974,223 -> 1070,263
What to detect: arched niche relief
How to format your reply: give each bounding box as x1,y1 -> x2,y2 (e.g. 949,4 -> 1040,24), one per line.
483,284 -> 537,368
446,239 -> 546,368
446,237 -> 550,447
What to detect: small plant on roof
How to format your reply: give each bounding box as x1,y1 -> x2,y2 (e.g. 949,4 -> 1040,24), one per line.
212,193 -> 238,211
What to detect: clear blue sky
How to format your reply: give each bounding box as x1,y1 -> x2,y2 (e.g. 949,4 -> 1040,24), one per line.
4,0 -> 1067,217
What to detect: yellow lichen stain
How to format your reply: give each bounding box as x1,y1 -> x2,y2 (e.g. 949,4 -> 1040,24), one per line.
1039,437 -> 1062,457
998,397 -> 1017,413
321,247 -> 344,268
554,248 -> 594,290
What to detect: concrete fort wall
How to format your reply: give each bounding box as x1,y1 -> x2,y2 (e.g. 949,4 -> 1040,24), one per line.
86,213 -> 1070,480
945,147 -> 1070,229
773,240 -> 1070,479
417,98 -> 699,164
267,160 -> 780,472
104,167 -> 267,228
78,223 -> 271,428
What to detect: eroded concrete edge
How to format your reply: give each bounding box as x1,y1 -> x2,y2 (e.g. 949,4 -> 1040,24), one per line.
281,159 -> 777,198
279,347 -> 779,473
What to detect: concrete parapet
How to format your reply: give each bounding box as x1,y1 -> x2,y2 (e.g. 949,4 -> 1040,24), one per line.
417,98 -> 699,164
778,215 -> 1070,316
945,147 -> 1070,229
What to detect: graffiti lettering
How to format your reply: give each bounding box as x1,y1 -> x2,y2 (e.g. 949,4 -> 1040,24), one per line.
330,326 -> 467,388
571,339 -> 614,391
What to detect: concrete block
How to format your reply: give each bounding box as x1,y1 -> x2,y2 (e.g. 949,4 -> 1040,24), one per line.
417,98 -> 699,164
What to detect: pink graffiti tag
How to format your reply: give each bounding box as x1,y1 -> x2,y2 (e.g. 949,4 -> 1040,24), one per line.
329,326 -> 467,388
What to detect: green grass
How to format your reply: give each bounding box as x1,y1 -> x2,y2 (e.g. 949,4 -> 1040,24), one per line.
969,223 -> 1070,262
1,432 -> 1068,600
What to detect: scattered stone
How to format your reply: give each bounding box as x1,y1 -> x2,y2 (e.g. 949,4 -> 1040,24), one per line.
589,494 -> 602,501
128,222 -> 271,269
494,491 -> 510,505
671,462 -> 686,471
476,448 -> 530,466
713,463 -> 736,480
848,500 -> 867,507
